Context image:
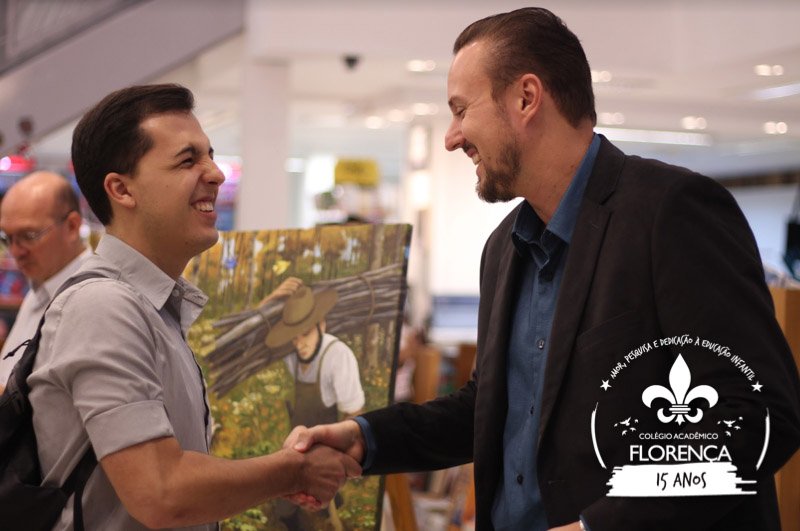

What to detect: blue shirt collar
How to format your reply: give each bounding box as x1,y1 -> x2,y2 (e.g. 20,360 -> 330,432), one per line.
512,133 -> 601,256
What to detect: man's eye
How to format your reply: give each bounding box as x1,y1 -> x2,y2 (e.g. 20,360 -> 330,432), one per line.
181,158 -> 194,166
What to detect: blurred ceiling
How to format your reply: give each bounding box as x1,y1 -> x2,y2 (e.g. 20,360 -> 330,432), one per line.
29,0 -> 800,179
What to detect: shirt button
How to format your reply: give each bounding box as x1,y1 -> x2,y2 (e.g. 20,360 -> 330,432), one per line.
516,474 -> 524,484
530,405 -> 535,415
537,339 -> 545,349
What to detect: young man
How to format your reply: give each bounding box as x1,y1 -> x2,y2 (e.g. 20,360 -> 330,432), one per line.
286,8 -> 800,531
28,84 -> 359,530
0,171 -> 91,391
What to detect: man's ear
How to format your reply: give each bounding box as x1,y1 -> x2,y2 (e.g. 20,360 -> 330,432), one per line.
63,210 -> 83,238
517,73 -> 544,124
104,172 -> 136,210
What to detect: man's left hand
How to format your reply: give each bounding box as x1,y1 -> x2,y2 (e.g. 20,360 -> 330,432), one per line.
549,522 -> 582,531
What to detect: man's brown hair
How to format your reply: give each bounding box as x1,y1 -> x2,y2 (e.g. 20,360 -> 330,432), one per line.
454,7 -> 596,127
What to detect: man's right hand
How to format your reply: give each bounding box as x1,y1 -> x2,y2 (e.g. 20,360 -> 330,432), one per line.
284,419 -> 366,463
283,420 -> 366,510
258,277 -> 303,306
290,442 -> 361,510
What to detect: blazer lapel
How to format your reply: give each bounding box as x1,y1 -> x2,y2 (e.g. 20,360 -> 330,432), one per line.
474,217 -> 523,502
537,137 -> 625,446
483,236 -> 522,411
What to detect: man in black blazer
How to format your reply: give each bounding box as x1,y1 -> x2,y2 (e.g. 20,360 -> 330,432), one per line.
286,7 -> 800,530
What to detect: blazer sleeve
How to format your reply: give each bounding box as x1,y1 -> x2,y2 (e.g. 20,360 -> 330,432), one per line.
360,380 -> 476,474
582,175 -> 800,530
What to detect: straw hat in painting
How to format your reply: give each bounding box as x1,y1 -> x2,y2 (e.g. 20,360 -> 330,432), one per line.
265,286 -> 338,348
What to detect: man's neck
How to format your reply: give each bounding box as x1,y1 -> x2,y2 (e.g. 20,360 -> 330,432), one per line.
521,123 -> 594,224
104,225 -> 188,280
32,245 -> 88,290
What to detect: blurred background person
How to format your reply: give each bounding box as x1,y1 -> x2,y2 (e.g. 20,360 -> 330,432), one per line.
0,171 -> 90,392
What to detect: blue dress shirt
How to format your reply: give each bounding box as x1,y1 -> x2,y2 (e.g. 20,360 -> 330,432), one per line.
491,134 -> 600,530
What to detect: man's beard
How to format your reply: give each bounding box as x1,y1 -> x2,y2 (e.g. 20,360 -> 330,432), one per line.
476,136 -> 521,203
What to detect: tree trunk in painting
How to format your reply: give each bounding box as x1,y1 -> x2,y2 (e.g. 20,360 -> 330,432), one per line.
365,224 -> 385,371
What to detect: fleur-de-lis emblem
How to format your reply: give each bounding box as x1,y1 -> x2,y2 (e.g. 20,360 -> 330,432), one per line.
642,354 -> 718,425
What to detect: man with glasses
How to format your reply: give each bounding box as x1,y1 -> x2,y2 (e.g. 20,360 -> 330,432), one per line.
0,171 -> 90,392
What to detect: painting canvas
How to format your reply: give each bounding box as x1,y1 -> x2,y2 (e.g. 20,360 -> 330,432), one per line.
184,223 -> 412,530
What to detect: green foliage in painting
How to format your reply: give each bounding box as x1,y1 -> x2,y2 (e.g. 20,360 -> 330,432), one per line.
185,224 -> 411,530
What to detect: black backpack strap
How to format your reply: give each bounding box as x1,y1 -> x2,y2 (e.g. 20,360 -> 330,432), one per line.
62,446 -> 97,531
1,338 -> 30,361
29,271 -> 105,529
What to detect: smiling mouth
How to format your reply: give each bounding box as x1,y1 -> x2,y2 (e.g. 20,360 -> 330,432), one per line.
463,143 -> 481,166
193,201 -> 215,213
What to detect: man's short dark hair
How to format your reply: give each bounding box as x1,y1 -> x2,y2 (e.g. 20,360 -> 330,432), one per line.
71,84 -> 194,225
454,7 -> 596,127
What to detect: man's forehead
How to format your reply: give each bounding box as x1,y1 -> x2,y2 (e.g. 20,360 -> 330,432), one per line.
447,41 -> 491,101
140,112 -> 208,144
1,183 -> 55,221
450,40 -> 488,74
0,203 -> 53,229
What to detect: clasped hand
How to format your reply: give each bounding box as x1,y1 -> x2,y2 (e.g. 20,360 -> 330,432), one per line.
282,420 -> 366,511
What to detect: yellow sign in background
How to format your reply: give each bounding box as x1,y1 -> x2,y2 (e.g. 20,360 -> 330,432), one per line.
334,158 -> 380,187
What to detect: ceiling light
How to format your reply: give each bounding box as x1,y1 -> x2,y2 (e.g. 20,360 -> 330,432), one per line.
595,127 -> 712,146
406,59 -> 436,73
763,121 -> 788,135
408,124 -> 431,170
365,116 -> 386,129
412,103 -> 439,116
285,157 -> 305,173
681,116 -> 707,130
754,64 -> 784,76
409,170 -> 432,209
591,70 -> 613,83
751,82 -> 800,100
598,112 -> 625,125
387,109 -> 412,122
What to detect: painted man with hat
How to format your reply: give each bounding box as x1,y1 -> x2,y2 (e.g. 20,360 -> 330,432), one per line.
267,284 -> 365,428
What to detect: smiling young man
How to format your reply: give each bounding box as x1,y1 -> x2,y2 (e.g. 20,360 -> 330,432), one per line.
285,8 -> 800,531
27,84 -> 359,530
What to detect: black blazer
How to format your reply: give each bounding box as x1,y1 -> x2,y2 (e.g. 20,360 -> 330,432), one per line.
363,137 -> 800,530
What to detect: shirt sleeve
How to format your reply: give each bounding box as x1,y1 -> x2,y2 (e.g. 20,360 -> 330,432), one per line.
31,280 -> 174,460
322,338 -> 365,414
353,415 -> 376,470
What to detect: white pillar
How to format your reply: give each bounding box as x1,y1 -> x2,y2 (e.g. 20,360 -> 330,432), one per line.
236,59 -> 291,230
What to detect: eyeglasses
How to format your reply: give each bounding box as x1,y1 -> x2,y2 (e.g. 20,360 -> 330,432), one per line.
0,211 -> 74,249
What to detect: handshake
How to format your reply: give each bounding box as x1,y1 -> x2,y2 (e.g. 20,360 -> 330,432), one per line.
281,419 -> 366,511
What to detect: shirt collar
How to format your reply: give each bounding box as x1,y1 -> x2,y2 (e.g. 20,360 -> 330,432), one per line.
94,234 -> 208,334
512,133 -> 601,255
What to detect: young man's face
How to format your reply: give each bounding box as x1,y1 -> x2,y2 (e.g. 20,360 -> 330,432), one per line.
292,323 -> 323,361
123,112 -> 224,273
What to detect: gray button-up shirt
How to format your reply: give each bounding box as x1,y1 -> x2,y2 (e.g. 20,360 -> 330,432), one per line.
0,248 -> 92,385
28,234 -> 214,531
